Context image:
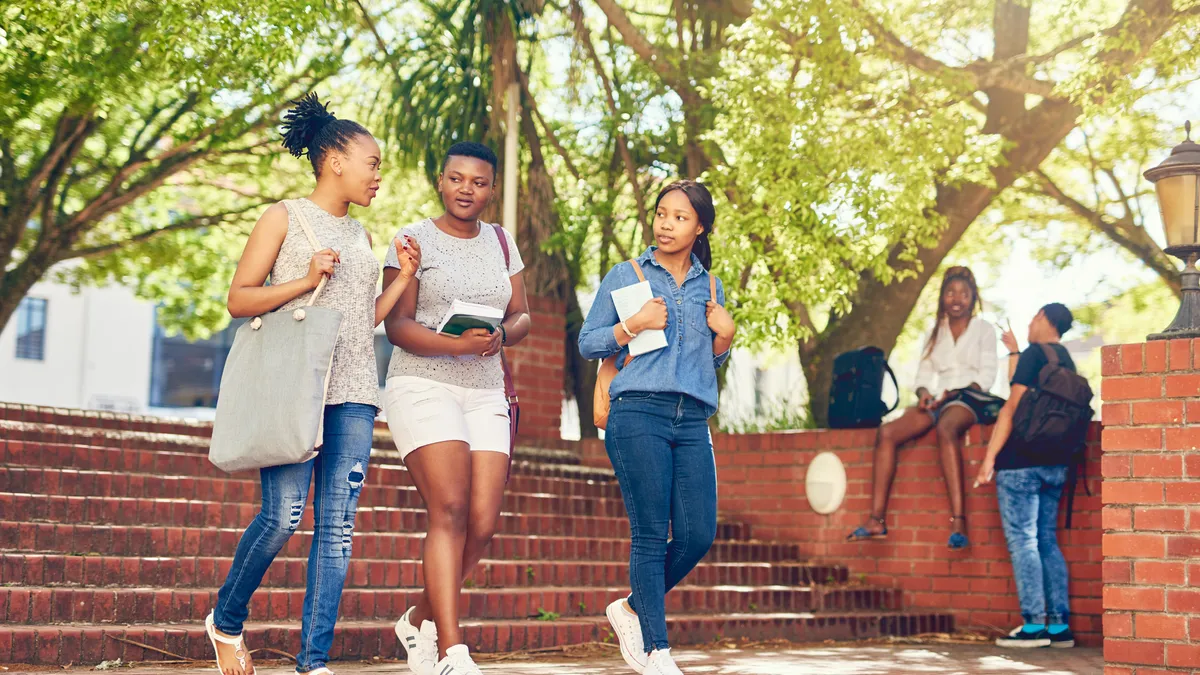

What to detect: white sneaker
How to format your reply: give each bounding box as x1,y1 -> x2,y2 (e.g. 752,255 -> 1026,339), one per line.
434,644 -> 484,675
394,607 -> 438,675
606,598 -> 648,673
645,649 -> 684,675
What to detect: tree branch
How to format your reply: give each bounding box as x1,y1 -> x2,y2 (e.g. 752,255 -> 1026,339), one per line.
352,0 -> 403,81
588,0 -> 705,109
1035,168 -> 1180,295
572,0 -> 650,242
0,135 -> 16,212
850,0 -> 1058,98
517,69 -> 581,181
1016,31 -> 1098,66
65,203 -> 269,260
132,92 -> 201,160
22,112 -> 96,208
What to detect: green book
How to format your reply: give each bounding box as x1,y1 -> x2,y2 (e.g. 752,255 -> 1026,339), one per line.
436,299 -> 504,336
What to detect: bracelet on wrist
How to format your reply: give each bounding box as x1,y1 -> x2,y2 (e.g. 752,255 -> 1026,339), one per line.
1008,352 -> 1020,357
499,324 -> 508,345
620,321 -> 636,339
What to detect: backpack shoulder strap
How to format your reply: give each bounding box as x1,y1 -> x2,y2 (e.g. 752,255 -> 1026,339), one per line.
492,224 -> 511,270
709,272 -> 717,302
629,258 -> 646,282
1039,343 -> 1060,367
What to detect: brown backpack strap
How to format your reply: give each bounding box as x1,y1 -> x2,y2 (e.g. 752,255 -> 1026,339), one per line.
709,272 -> 717,302
629,258 -> 646,282
1039,343 -> 1059,366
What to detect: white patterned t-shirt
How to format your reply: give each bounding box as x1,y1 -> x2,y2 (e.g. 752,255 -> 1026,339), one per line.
383,219 -> 523,390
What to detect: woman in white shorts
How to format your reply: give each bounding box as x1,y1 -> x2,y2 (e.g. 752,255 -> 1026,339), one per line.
380,141 -> 530,675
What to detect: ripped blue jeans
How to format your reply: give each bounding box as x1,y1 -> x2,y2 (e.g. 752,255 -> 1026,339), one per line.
213,403 -> 376,672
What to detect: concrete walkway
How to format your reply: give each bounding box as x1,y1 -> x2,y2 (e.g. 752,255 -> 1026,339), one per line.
24,644 -> 1103,675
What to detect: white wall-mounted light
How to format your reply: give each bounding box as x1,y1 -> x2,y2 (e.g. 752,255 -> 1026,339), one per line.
805,451 -> 847,515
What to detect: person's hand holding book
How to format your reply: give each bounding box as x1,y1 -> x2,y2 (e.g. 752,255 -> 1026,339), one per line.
452,328 -> 498,357
627,297 -> 668,334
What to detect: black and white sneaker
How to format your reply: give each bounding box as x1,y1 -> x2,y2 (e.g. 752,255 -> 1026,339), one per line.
995,626 -> 1051,649
1048,628 -> 1076,648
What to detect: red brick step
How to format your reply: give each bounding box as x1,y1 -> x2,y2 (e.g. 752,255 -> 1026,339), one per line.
0,521 -> 800,563
2,492 -> 634,538
0,435 -> 621,495
0,467 -> 630,518
0,611 -> 955,665
0,584 -> 901,624
0,554 -> 843,590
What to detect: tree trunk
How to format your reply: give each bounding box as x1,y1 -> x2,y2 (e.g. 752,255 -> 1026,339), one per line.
515,62 -> 589,437
982,0 -> 1030,134
0,268 -> 42,335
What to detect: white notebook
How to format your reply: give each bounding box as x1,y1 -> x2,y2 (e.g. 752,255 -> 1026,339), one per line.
611,281 -> 667,357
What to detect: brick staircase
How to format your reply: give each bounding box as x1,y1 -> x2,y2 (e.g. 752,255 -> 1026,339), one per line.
0,404 -> 953,666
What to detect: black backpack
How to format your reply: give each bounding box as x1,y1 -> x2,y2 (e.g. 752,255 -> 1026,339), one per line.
828,347 -> 899,429
1011,343 -> 1095,527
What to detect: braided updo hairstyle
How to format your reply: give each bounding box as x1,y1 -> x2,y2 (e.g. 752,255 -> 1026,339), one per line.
280,93 -> 371,177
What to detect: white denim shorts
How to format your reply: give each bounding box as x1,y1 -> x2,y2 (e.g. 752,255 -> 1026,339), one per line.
383,376 -> 511,460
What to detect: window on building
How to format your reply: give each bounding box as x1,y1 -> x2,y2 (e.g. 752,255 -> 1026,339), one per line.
15,297 -> 47,361
149,315 -> 244,408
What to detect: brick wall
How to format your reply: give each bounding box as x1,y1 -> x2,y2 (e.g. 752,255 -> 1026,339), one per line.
506,295 -> 566,440
582,424 -> 1104,644
1101,340 -> 1200,673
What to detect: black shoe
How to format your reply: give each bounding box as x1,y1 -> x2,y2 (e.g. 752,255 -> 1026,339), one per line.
995,626 -> 1051,649
1048,628 -> 1075,648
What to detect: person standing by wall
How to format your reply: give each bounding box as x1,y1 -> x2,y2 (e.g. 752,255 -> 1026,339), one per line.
976,303 -> 1081,649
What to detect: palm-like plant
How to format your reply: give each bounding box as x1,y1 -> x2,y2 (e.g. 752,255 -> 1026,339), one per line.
362,0 -> 539,185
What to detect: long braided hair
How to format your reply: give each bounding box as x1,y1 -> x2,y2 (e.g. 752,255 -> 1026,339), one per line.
923,266 -> 982,359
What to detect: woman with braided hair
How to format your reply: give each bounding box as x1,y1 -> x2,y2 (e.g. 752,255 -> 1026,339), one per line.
847,266 -> 1001,551
203,93 -> 420,675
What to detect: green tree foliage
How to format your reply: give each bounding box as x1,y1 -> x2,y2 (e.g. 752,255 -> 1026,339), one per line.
0,0 -> 352,334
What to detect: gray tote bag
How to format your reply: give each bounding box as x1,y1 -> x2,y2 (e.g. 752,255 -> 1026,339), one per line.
209,200 -> 343,473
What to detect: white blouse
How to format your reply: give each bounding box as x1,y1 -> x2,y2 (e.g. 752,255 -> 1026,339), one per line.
913,317 -> 999,397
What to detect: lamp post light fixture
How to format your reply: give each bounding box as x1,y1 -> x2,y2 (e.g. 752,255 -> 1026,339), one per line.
1146,121 -> 1200,341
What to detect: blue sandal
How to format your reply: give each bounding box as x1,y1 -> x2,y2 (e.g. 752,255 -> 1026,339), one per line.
948,516 -> 970,550
847,516 -> 888,542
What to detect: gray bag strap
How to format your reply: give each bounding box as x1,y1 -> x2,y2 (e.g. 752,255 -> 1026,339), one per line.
287,199 -> 328,307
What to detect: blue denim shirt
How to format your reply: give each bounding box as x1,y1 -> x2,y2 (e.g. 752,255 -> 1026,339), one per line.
578,247 -> 730,416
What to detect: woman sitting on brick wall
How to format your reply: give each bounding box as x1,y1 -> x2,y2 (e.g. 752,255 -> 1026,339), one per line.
846,266 -> 1000,550
579,180 -> 737,675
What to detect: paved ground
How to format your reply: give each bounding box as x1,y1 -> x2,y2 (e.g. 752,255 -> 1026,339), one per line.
11,644 -> 1103,674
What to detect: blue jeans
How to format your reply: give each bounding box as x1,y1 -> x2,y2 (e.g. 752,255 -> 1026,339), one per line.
213,403 -> 376,672
605,392 -> 718,652
996,466 -> 1071,625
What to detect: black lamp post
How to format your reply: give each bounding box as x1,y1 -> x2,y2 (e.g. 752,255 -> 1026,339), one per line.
1146,121 -> 1200,341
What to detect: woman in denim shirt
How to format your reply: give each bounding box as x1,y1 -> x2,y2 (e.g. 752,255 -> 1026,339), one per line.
578,180 -> 736,675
